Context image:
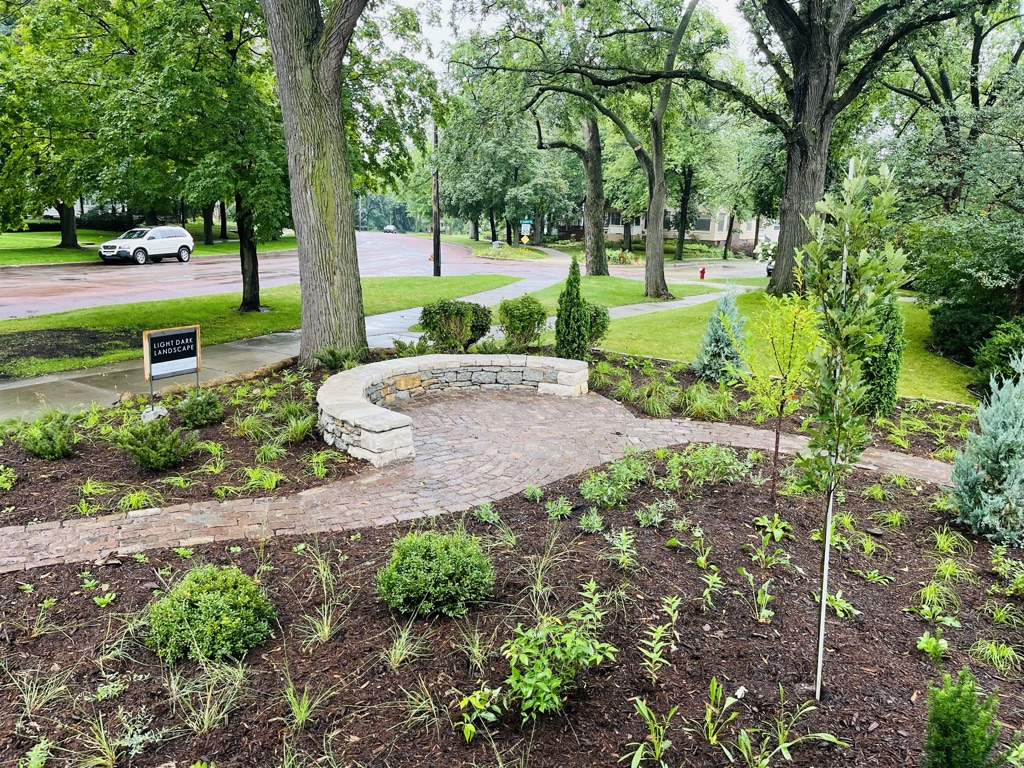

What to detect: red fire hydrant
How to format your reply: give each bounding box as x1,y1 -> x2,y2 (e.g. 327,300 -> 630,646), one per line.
699,266 -> 706,280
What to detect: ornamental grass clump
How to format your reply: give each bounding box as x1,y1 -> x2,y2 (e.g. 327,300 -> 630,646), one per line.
114,418 -> 198,471
376,530 -> 495,617
555,257 -> 590,360
146,564 -> 275,663
693,290 -> 745,383
952,352 -> 1024,544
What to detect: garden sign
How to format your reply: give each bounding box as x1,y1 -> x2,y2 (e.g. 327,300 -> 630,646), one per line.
143,325 -> 201,382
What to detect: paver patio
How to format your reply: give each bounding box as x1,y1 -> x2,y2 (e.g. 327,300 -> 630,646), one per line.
0,390 -> 951,573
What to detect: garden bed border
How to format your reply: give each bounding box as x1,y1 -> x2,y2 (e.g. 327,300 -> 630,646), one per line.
316,354 -> 589,466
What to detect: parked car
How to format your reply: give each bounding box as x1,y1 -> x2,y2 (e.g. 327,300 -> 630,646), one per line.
382,224 -> 398,234
98,227 -> 194,265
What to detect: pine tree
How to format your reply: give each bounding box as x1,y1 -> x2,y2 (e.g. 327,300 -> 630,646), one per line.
861,297 -> 906,418
952,351 -> 1024,544
693,290 -> 745,383
555,257 -> 590,360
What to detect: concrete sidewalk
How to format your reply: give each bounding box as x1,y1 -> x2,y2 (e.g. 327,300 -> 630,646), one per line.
0,271 -> 743,421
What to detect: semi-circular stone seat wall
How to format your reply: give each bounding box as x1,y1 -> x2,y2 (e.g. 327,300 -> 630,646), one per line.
317,354 -> 589,467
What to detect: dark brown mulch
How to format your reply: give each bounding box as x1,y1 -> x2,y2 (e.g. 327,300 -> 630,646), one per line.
1,451 -> 1021,767
0,328 -> 143,380
588,351 -> 975,462
0,369 -> 368,528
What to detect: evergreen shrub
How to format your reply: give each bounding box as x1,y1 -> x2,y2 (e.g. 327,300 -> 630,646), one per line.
376,530 -> 494,617
585,302 -> 611,346
554,258 -> 590,360
693,291 -> 745,383
861,298 -> 906,418
177,390 -> 225,428
922,669 -> 1003,768
19,410 -> 77,460
952,352 -> 1024,544
114,418 -> 197,471
146,564 -> 275,663
497,295 -> 547,351
420,300 -> 491,352
973,318 -> 1024,397
929,302 -> 1001,366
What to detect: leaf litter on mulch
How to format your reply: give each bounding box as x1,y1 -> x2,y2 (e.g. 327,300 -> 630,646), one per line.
1,447 -> 1022,767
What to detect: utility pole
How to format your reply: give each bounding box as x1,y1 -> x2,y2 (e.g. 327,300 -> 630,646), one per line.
432,121 -> 441,276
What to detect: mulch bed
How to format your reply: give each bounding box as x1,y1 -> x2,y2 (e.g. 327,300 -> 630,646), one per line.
0,328 -> 143,380
1,449 -> 1021,767
587,351 -> 975,462
0,367 -> 368,528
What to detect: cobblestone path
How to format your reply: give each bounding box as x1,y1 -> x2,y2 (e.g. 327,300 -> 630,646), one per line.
0,392 -> 952,573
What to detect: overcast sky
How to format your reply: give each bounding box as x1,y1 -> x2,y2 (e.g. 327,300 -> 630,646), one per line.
416,0 -> 752,76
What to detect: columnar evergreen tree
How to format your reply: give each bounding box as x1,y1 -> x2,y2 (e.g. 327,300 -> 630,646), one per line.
952,351 -> 1024,544
693,291 -> 746,383
555,257 -> 590,360
861,298 -> 907,418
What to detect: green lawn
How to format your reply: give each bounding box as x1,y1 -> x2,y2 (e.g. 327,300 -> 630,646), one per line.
414,233 -> 546,260
525,275 -> 723,315
0,227 -> 297,266
597,291 -> 974,403
0,275 -> 520,378
720,277 -> 771,287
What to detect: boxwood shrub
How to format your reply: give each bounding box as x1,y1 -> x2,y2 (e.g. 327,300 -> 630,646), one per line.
420,300 -> 492,353
376,530 -> 495,617
146,564 -> 276,663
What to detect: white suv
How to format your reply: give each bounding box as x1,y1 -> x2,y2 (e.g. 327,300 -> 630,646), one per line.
98,227 -> 194,265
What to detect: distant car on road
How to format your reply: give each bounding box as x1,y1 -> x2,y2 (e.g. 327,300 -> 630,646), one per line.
382,225 -> 398,234
766,260 -> 774,277
98,227 -> 194,265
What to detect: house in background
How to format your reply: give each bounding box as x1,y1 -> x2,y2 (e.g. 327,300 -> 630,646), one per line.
604,208 -> 778,249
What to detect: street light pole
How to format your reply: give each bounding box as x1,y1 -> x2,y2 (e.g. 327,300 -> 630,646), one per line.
432,121 -> 441,277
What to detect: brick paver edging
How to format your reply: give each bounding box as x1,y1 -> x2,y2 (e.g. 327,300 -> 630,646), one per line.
0,392 -> 952,573
316,354 -> 588,466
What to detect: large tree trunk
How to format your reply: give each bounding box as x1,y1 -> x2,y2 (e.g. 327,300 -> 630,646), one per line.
675,165 -> 693,261
531,212 -> 542,245
623,220 -> 632,252
55,201 -> 79,249
644,120 -> 672,298
770,124 -> 832,294
260,0 -> 369,361
219,200 -> 229,239
236,192 -> 261,312
722,212 -> 735,259
505,218 -> 513,245
753,215 -> 761,249
145,209 -> 158,226
488,209 -> 497,242
770,48 -> 837,296
581,115 -> 608,276
202,204 -> 215,245
469,218 -> 479,240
